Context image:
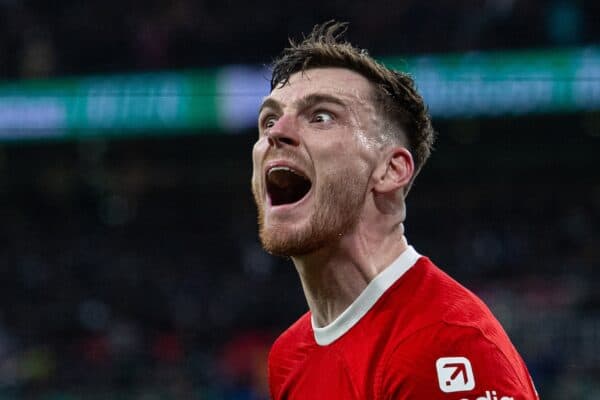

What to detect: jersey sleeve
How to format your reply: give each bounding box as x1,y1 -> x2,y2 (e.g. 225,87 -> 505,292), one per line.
378,322 -> 539,400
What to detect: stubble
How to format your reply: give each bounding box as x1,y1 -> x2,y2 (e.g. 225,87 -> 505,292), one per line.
253,172 -> 366,257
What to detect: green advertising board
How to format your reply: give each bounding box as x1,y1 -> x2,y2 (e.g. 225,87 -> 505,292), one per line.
0,46 -> 598,140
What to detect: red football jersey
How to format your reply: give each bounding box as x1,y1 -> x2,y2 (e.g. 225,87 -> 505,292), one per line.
268,247 -> 539,399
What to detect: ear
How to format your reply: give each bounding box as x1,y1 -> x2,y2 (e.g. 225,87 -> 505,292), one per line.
372,147 -> 414,195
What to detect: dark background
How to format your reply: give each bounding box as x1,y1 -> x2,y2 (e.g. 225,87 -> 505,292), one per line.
0,1 -> 599,399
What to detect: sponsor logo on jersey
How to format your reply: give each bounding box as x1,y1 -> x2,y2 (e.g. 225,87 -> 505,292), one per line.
436,357 -> 475,393
459,390 -> 515,400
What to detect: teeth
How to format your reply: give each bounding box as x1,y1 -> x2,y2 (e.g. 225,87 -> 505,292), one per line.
268,166 -> 296,175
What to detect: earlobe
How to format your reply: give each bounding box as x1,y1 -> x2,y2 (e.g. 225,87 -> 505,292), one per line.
372,148 -> 414,194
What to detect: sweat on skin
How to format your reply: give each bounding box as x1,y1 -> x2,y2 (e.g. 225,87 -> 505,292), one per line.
252,67 -> 414,327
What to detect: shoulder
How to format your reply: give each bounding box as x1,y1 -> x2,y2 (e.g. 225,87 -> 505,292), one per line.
363,256 -> 512,364
398,256 -> 507,336
268,312 -> 315,397
378,322 -> 538,399
374,256 -> 539,400
269,311 -> 313,357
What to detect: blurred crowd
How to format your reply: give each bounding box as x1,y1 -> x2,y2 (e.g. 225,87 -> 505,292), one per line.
0,0 -> 599,79
0,117 -> 597,399
0,1 -> 599,399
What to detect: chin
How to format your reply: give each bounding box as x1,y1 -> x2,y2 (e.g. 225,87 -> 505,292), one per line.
254,173 -> 366,257
258,221 -> 325,257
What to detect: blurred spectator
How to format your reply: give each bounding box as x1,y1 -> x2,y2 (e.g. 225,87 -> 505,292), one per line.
0,0 -> 597,80
0,1 -> 597,398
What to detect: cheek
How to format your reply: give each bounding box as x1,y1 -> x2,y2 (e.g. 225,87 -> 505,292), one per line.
251,141 -> 265,188
354,135 -> 380,176
252,139 -> 266,168
316,150 -> 372,187
324,136 -> 375,174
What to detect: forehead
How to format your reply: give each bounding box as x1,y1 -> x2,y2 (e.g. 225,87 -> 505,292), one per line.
268,68 -> 374,106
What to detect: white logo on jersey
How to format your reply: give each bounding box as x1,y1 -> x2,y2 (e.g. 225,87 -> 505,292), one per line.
459,390 -> 515,400
436,357 -> 476,393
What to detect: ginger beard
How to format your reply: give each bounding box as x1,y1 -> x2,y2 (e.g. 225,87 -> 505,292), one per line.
252,168 -> 367,257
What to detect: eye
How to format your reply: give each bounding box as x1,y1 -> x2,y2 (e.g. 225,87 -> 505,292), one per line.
311,111 -> 334,124
261,115 -> 278,130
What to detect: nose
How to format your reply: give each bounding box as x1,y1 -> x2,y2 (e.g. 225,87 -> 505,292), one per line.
267,115 -> 299,148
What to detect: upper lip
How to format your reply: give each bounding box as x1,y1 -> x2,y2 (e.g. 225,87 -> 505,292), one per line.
264,160 -> 309,180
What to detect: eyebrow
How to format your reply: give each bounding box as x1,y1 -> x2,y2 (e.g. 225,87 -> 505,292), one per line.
258,97 -> 283,116
258,93 -> 347,116
296,93 -> 347,112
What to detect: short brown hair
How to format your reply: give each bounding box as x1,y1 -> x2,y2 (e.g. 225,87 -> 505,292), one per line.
270,21 -> 435,193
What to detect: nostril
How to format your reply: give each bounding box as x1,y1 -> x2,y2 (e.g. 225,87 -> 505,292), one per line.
269,136 -> 297,147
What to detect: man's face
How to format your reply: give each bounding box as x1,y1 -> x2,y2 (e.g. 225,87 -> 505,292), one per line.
252,68 -> 381,256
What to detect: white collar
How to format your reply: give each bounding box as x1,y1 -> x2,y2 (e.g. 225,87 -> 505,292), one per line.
312,245 -> 421,346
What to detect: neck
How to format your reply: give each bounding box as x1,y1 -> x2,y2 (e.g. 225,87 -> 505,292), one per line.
292,223 -> 408,327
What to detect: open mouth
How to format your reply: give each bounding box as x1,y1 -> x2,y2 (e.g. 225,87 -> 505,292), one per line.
266,166 -> 312,206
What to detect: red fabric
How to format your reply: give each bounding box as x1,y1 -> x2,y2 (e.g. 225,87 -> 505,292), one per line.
268,257 -> 539,400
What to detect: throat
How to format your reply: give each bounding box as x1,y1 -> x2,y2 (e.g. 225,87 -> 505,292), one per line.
296,257 -> 372,328
294,235 -> 411,330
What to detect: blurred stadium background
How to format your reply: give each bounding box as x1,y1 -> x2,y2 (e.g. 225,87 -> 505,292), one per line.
0,0 -> 599,399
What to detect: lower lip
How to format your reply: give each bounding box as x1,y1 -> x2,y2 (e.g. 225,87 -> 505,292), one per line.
267,188 -> 313,212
